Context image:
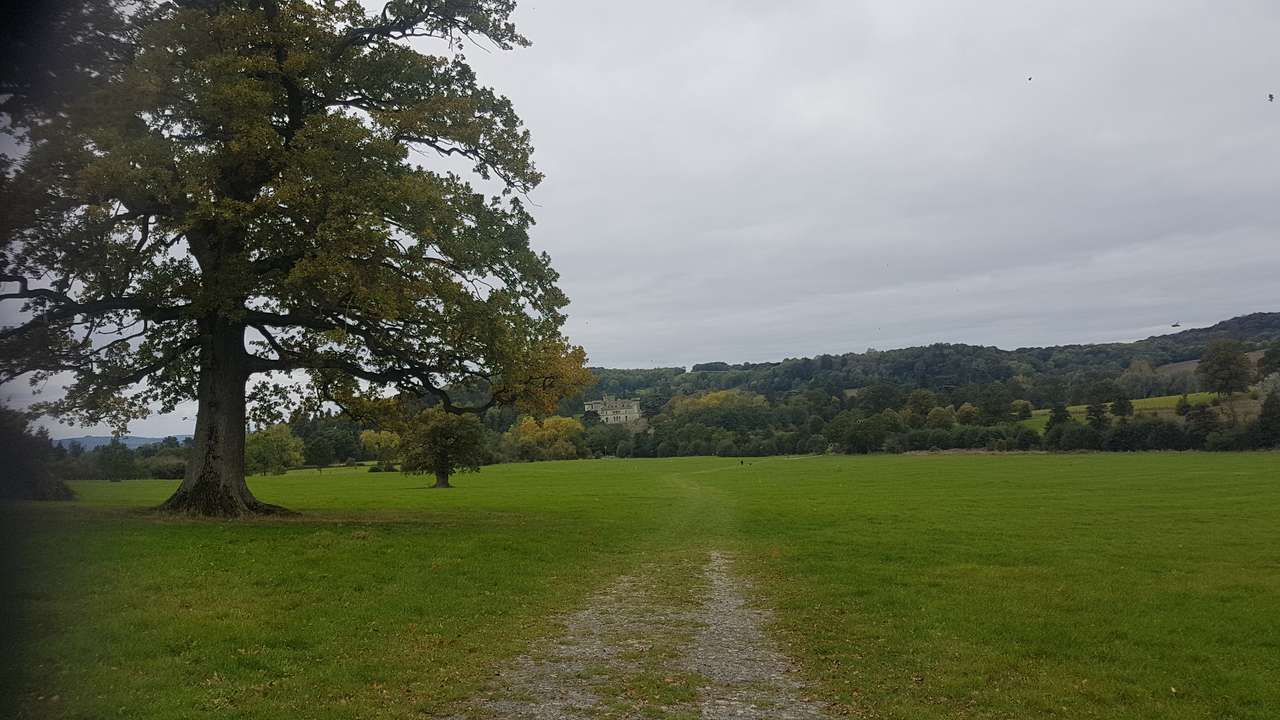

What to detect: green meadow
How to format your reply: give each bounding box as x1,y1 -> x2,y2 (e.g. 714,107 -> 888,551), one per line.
1020,392 -> 1263,432
4,453 -> 1279,719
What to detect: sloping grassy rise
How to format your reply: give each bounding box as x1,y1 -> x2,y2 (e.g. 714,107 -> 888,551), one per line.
4,454 -> 1279,719
1021,391 -> 1260,432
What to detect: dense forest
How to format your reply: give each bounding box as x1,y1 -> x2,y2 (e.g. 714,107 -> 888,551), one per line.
572,313 -> 1280,410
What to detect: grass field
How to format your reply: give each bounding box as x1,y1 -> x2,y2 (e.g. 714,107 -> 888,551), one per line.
4,454 -> 1279,719
1021,392 -> 1261,432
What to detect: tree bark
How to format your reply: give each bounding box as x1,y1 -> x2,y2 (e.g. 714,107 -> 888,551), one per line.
432,468 -> 452,489
158,321 -> 284,516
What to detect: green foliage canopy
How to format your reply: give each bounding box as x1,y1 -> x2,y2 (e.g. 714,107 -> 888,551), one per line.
400,407 -> 486,486
246,424 -> 305,475
1197,340 -> 1253,397
0,1 -> 588,514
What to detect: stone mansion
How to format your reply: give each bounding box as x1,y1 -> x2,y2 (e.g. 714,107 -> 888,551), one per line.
584,395 -> 642,425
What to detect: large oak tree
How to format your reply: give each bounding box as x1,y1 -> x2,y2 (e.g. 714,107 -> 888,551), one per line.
1,0 -> 588,515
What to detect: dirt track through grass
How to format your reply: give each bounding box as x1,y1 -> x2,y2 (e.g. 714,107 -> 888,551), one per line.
10,455 -> 1280,719
447,551 -> 830,720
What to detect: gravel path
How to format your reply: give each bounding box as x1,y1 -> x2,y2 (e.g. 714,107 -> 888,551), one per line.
687,552 -> 830,719
445,552 -> 831,720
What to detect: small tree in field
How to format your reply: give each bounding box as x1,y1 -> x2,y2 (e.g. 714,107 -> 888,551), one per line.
1011,400 -> 1033,420
303,432 -> 338,471
1196,340 -> 1253,398
246,424 -> 304,475
400,409 -> 485,489
1045,403 -> 1072,430
1176,395 -> 1192,416
1085,401 -> 1109,431
1,1 -> 587,515
97,440 -> 139,482
1110,396 -> 1134,418
360,430 -> 401,471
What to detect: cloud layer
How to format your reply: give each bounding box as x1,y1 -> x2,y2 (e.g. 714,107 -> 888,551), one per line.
6,1 -> 1279,436
465,0 -> 1280,366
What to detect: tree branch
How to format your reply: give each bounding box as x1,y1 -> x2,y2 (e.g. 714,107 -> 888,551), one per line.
108,336 -> 201,387
0,281 -> 190,340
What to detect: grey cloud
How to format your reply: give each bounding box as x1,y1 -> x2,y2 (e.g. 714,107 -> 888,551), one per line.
463,0 -> 1280,367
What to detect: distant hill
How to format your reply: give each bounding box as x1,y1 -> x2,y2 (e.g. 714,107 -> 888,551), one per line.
575,312 -> 1280,408
1154,350 -> 1265,376
54,435 -> 192,450
1137,313 -> 1280,348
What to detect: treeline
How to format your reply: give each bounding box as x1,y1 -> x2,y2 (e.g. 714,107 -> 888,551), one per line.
577,339 -> 1280,458
27,434 -> 190,483
569,313 -> 1280,412
3,410 -> 379,488
1041,399 -> 1280,452
584,387 -> 1280,458
5,331 -> 1277,499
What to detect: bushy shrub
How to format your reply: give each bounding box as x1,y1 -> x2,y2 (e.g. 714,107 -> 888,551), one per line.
1137,418 -> 1191,450
882,435 -> 908,454
1258,374 -> 1280,400
1103,421 -> 1142,451
1257,392 -> 1280,448
880,424 -> 1039,453
583,423 -> 629,457
1045,422 -> 1103,451
506,416 -> 587,461
1098,418 -> 1195,452
1176,395 -> 1192,416
48,454 -> 100,481
899,428 -> 954,451
96,440 -> 138,482
925,406 -> 956,429
29,476 -> 78,501
955,402 -> 979,425
842,415 -> 894,454
1011,400 -> 1033,420
1183,405 -> 1221,445
1110,396 -> 1134,417
0,407 -> 76,501
954,425 -> 997,448
1010,426 -> 1042,450
1204,428 -> 1249,451
142,455 -> 187,480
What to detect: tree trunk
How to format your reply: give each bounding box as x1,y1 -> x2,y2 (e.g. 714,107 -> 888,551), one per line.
159,321 -> 284,516
432,469 -> 452,489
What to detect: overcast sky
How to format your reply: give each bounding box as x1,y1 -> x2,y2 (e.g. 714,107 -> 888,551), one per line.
7,0 -> 1280,437
471,0 -> 1280,368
